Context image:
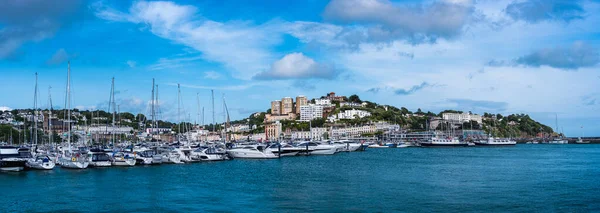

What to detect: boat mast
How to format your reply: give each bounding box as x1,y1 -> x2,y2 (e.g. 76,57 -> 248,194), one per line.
151,78 -> 155,140
67,61 -> 71,151
196,93 -> 200,128
211,90 -> 215,134
109,77 -> 116,145
33,72 -> 39,145
48,86 -> 53,146
156,85 -> 160,138
177,83 -> 181,142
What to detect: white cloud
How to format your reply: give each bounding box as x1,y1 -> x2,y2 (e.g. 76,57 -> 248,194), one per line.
0,106 -> 12,112
322,0 -> 479,44
126,60 -> 137,68
203,71 -> 221,79
95,1 -> 282,79
253,53 -> 339,80
46,49 -> 71,65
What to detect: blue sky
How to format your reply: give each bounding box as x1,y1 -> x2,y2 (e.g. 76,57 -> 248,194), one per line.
1,0 -> 599,136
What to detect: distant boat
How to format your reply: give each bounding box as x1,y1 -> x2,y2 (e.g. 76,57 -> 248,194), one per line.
297,142 -> 337,155
474,137 -> 516,146
575,137 -> 589,144
420,137 -> 468,147
227,145 -> 278,159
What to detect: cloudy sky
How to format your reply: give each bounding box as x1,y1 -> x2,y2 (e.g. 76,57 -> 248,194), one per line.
0,0 -> 599,136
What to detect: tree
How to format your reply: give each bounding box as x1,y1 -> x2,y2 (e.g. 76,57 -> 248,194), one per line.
348,94 -> 362,103
310,118 -> 326,128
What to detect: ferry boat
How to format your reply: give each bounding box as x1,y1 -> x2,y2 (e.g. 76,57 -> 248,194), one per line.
420,137 -> 468,147
474,137 -> 517,146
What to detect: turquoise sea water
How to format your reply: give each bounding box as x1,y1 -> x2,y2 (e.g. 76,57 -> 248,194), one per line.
2,144 -> 600,212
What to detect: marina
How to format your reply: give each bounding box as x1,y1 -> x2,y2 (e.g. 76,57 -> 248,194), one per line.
1,144 -> 599,212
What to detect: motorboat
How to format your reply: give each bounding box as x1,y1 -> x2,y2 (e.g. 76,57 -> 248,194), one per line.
135,149 -> 163,165
160,149 -> 183,164
227,145 -> 278,159
367,143 -> 389,148
331,140 -> 362,152
267,143 -> 303,156
88,149 -> 112,167
193,147 -> 229,161
420,137 -> 468,147
26,155 -> 56,170
0,146 -> 27,172
297,142 -> 337,155
111,152 -> 136,166
474,137 -> 517,146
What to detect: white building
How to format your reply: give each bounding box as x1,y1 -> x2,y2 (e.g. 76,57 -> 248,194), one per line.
442,113 -> 483,124
291,131 -> 311,140
300,104 -> 323,121
328,109 -> 371,122
227,124 -> 250,132
87,126 -> 134,134
315,99 -> 332,106
310,127 -> 328,140
340,102 -> 367,107
330,125 -> 376,139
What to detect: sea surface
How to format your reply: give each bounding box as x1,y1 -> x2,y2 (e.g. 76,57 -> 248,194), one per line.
2,144 -> 600,212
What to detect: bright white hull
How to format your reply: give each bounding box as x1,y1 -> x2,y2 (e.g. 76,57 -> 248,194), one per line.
26,160 -> 55,170
1,167 -> 25,172
60,160 -> 89,169
310,148 -> 337,155
368,144 -> 388,148
227,150 -> 278,159
112,159 -> 136,166
89,161 -> 112,167
162,156 -> 183,164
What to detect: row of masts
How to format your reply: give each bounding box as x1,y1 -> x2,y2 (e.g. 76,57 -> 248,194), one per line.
15,62 -> 232,146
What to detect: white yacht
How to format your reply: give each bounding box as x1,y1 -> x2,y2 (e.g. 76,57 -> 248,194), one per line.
135,149 -> 163,165
160,149 -> 183,164
367,143 -> 389,148
26,155 -> 56,170
193,147 -> 229,161
297,142 -> 337,155
88,150 -> 112,167
111,152 -> 136,166
420,137 -> 468,147
0,146 -> 27,172
227,145 -> 278,159
331,140 -> 362,152
474,137 -> 517,146
267,143 -> 304,157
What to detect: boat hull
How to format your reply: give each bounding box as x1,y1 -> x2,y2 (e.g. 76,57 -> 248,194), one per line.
89,161 -> 112,167
112,159 -> 136,166
420,143 -> 469,147
60,160 -> 89,169
473,142 -> 516,146
1,158 -> 27,172
310,148 -> 337,155
226,150 -> 278,159
26,160 -> 55,170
